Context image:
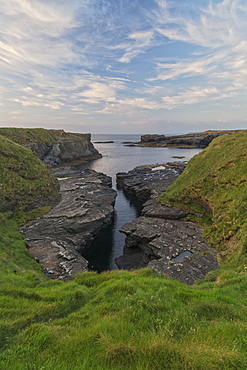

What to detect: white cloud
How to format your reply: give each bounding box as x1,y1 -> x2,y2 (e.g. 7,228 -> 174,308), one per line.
162,86 -> 219,109
150,57 -> 217,81
154,0 -> 245,48
1,0 -> 247,132
116,30 -> 154,63
147,0 -> 247,109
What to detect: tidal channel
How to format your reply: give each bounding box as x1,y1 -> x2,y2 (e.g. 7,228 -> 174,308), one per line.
80,134 -> 201,272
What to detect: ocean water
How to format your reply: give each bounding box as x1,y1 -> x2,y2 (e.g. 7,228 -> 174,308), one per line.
82,134 -> 201,271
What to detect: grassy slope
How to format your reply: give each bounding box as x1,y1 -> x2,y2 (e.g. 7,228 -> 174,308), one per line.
1,132 -> 247,369
0,127 -> 57,145
160,131 -> 247,264
0,135 -> 58,216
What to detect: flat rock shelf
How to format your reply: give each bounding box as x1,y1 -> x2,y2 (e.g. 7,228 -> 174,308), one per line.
116,163 -> 219,285
22,167 -> 117,280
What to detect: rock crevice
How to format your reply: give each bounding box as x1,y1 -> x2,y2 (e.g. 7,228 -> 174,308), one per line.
22,168 -> 117,280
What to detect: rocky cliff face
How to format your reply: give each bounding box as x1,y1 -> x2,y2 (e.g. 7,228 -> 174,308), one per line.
0,128 -> 101,166
29,130 -> 101,166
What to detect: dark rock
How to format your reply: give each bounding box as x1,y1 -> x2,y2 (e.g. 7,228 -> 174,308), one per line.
115,163 -> 219,285
142,199 -> 187,219
132,130 -> 243,149
94,141 -> 114,143
141,134 -> 166,143
148,252 -> 219,286
115,247 -> 148,270
116,162 -> 186,203
26,130 -> 101,166
22,169 -> 117,280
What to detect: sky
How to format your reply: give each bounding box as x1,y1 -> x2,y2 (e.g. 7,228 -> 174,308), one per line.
0,0 -> 247,134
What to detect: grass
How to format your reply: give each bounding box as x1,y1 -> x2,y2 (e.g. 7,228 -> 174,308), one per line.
0,135 -> 59,215
0,127 -> 57,145
1,248 -> 247,369
160,131 -> 247,264
1,131 -> 247,368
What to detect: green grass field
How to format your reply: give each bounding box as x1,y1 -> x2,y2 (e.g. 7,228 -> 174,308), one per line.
1,130 -> 247,369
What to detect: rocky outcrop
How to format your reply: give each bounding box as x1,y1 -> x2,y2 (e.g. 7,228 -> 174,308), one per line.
30,130 -> 101,166
0,128 -> 101,166
116,164 -> 219,285
22,168 -> 117,280
130,130 -> 244,148
116,163 -> 186,203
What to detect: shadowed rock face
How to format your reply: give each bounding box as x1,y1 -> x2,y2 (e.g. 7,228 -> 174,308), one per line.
29,131 -> 101,166
22,168 -> 117,280
115,164 -> 218,285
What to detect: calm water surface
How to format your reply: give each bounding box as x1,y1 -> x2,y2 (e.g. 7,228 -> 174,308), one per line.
82,134 -> 201,271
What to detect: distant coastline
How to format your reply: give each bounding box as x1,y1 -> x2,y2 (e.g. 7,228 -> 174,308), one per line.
125,129 -> 245,149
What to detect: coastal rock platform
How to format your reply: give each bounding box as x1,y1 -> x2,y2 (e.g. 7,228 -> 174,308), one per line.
116,164 -> 219,285
127,130 -> 243,149
22,168 -> 117,280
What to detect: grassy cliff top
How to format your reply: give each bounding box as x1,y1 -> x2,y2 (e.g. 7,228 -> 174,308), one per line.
0,135 -> 59,215
0,127 -> 92,145
0,127 -> 57,145
160,131 -> 247,263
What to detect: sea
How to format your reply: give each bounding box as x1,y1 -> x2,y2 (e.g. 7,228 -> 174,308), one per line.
82,134 -> 202,272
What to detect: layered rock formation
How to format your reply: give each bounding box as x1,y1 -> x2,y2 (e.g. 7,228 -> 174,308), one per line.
130,130 -> 243,148
22,168 -> 117,280
116,164 -> 218,285
29,130 -> 101,166
116,163 -> 186,203
0,128 -> 101,166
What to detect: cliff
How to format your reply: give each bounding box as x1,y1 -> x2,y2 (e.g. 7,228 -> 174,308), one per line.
0,128 -> 101,166
135,130 -> 244,148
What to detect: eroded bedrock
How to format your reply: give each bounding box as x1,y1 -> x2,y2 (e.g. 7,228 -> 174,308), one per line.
22,168 -> 117,280
116,162 -> 186,203
115,164 -> 218,285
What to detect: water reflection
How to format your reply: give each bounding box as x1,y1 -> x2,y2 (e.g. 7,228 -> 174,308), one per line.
82,189 -> 142,272
81,134 -> 202,272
